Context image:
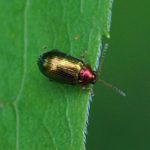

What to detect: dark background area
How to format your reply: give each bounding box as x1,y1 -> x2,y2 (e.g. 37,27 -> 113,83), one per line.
87,0 -> 150,150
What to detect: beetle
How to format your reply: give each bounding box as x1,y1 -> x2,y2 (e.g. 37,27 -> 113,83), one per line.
37,49 -> 96,86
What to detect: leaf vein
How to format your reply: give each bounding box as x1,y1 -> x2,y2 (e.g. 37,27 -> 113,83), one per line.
80,0 -> 84,14
65,96 -> 73,148
14,0 -> 29,149
67,23 -> 73,54
42,122 -> 58,150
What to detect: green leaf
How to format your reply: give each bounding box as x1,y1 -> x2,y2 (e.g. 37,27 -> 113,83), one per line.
0,0 -> 113,149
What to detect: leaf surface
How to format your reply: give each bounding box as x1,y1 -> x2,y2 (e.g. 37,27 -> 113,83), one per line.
0,0 -> 113,149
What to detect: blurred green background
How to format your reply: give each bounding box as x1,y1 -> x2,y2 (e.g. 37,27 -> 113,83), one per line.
87,0 -> 150,150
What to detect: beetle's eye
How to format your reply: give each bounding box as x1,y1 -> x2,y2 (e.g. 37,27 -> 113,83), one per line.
92,74 -> 96,84
92,79 -> 96,84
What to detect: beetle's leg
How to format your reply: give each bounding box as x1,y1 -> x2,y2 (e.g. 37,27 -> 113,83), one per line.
90,88 -> 94,97
42,46 -> 48,52
82,86 -> 94,97
48,78 -> 53,81
80,50 -> 88,61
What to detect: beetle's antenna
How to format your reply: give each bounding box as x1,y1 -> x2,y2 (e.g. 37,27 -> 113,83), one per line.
97,43 -> 126,97
98,79 -> 126,96
98,43 -> 109,75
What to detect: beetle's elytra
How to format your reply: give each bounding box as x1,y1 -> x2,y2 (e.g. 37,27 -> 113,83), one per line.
37,49 -> 96,85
